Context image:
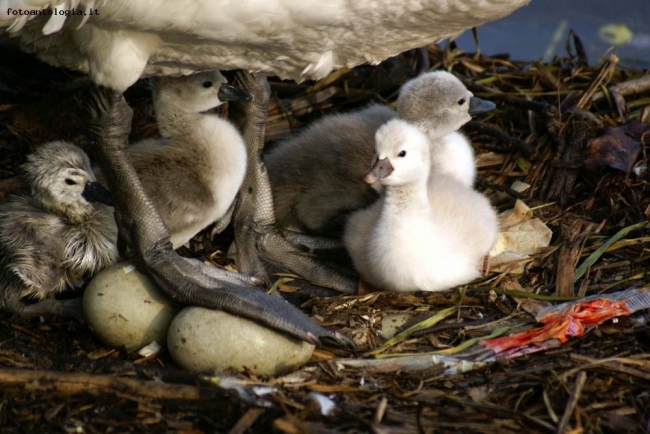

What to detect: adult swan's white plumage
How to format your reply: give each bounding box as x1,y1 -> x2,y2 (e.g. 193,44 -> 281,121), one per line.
2,0 -> 529,90
0,0 -> 527,347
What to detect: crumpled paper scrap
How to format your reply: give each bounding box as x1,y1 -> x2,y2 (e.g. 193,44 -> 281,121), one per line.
490,199 -> 553,273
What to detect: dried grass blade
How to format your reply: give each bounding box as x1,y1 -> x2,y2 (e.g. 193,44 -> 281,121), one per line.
375,325 -> 512,359
574,220 -> 650,282
368,305 -> 457,356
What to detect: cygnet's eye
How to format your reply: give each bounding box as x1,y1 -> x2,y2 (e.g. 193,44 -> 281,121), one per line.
457,98 -> 466,106
398,150 -> 407,157
203,81 -> 213,88
64,178 -> 77,186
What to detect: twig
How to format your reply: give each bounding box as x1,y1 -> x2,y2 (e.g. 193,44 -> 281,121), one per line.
490,288 -> 575,302
543,389 -> 560,424
464,121 -> 535,158
373,395 -> 388,425
556,371 -> 587,434
229,407 -> 266,434
461,78 -> 558,115
575,54 -> 618,109
0,368 -> 220,400
556,220 -> 598,297
592,73 -> 650,102
567,354 -> 650,381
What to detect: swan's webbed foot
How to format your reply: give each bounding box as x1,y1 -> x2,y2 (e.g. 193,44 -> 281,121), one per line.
83,85 -> 354,349
229,71 -> 357,294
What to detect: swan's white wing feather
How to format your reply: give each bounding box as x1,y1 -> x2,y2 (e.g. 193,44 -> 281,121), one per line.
2,0 -> 529,88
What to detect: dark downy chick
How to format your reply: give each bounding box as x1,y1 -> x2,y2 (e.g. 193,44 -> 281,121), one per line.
0,141 -> 118,319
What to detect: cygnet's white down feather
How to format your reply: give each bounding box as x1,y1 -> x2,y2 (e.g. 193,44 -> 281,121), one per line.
2,0 -> 529,90
436,131 -> 475,188
344,119 -> 499,293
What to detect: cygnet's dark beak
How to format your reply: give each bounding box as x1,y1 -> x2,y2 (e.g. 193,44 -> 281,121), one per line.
218,83 -> 253,102
364,158 -> 394,184
82,181 -> 113,206
468,96 -> 496,116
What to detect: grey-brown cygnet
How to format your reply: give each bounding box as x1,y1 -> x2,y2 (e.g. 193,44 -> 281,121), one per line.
266,70 -> 494,236
267,104 -> 396,236
344,120 -> 499,292
0,141 -> 118,319
126,71 -> 252,248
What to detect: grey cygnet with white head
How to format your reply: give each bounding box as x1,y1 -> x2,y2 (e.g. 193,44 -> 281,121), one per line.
398,71 -> 494,189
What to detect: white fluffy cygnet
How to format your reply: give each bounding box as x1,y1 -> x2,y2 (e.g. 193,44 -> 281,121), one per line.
126,71 -> 251,248
344,119 -> 499,293
435,131 -> 475,189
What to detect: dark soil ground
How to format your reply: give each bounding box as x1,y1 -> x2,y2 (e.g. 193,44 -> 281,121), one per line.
1,35 -> 650,433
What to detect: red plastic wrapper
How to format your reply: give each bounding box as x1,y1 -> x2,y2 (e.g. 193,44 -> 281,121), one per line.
482,289 -> 650,356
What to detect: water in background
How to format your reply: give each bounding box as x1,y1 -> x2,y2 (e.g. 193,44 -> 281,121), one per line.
453,0 -> 650,69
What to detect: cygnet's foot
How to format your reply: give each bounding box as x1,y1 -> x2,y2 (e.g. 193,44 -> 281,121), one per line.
83,85 -> 355,349
229,71 -> 357,293
6,298 -> 85,323
481,255 -> 491,277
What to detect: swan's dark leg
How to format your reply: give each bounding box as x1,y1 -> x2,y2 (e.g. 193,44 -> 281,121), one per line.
281,230 -> 345,250
229,71 -> 357,293
84,85 -> 354,349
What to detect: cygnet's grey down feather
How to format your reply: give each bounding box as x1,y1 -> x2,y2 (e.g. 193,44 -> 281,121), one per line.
267,105 -> 395,236
397,71 -> 496,187
125,71 -> 252,248
0,141 -> 118,319
266,71 -> 494,237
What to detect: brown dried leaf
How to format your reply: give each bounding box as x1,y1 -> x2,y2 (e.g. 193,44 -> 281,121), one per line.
584,119 -> 650,172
